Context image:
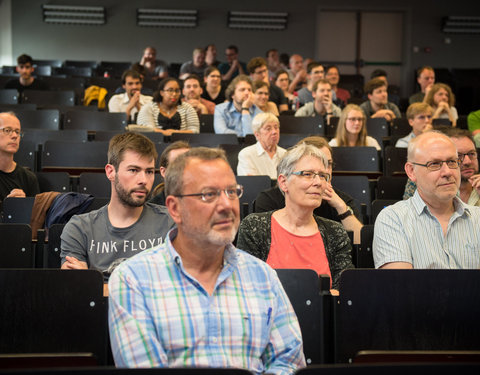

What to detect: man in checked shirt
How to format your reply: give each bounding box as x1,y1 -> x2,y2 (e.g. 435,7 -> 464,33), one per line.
108,147 -> 305,374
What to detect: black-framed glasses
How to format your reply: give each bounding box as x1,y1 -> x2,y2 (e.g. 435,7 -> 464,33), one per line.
411,159 -> 460,171
174,184 -> 244,203
0,127 -> 24,137
458,151 -> 478,162
291,170 -> 331,182
162,88 -> 181,94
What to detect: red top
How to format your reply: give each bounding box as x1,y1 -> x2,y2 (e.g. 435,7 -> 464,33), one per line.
267,216 -> 332,287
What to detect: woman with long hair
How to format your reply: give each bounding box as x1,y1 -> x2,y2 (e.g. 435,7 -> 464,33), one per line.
424,83 -> 458,127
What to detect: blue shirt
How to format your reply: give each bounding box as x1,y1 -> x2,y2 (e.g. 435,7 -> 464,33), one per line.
214,101 -> 263,137
373,191 -> 480,269
108,228 -> 305,374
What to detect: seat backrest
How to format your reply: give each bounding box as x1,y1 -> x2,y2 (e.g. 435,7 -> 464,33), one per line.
41,76 -> 86,91
0,89 -> 19,105
356,224 -> 375,268
236,175 -> 272,216
383,146 -> 407,176
199,114 -> 214,133
23,129 -> 88,149
22,90 -> 75,107
16,109 -> 61,130
64,111 -> 127,131
171,132 -> 239,145
278,134 -> 307,149
1,197 -> 35,224
14,139 -> 37,171
219,144 -> 244,173
45,223 -> 65,268
78,173 -> 110,197
366,117 -> 390,146
332,175 -> 372,217
41,141 -> 109,170
278,115 -> 325,135
36,172 -> 71,193
332,147 -> 381,173
391,117 -> 411,137
0,223 -> 34,267
376,176 -> 408,200
371,199 -> 399,224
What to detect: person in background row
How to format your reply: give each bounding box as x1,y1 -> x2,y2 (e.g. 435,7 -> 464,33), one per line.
266,48 -> 281,80
409,66 -> 435,104
179,47 -> 207,80
202,66 -> 226,105
182,74 -> 215,115
395,102 -> 433,148
237,112 -> 286,180
252,81 -> 279,116
237,143 -> 354,292
274,69 -> 298,110
139,46 -> 168,80
329,104 -> 381,151
214,75 -> 262,137
296,62 -> 325,107
108,147 -> 305,372
4,54 -> 49,94
370,69 -> 400,107
205,44 -> 220,67
424,83 -> 458,127
360,78 -> 401,122
150,141 -> 191,206
108,70 -> 153,124
287,54 -> 307,94
218,45 -> 247,82
0,112 -> 39,203
325,65 -> 351,106
137,77 -> 199,135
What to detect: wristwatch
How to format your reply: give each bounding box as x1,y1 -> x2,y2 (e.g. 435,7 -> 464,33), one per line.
338,207 -> 353,220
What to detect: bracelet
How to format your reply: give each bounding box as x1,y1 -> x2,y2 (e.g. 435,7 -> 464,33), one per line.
241,107 -> 249,111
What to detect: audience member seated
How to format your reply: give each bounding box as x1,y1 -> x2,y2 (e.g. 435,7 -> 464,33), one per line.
409,66 -> 435,104
237,113 -> 286,179
252,81 -> 279,116
370,69 -> 401,107
137,78 -> 199,135
373,131 -> 480,269
395,102 -> 433,148
325,65 -> 351,106
108,70 -> 153,124
150,141 -> 190,206
61,133 -> 174,277
218,45 -> 247,82
114,63 -> 154,96
297,62 -> 325,106
360,78 -> 401,122
248,57 -> 288,113
329,104 -> 381,151
468,109 -> 480,147
0,112 -> 39,202
274,69 -> 297,110
205,43 -> 220,67
108,147 -> 305,371
237,143 -> 354,291
4,54 -> 49,94
287,54 -> 307,93
182,74 -> 215,115
214,75 -> 262,137
266,48 -> 281,80
424,83 -> 458,127
139,46 -> 168,80
179,47 -> 207,80
255,136 -> 363,243
295,79 -> 341,126
201,66 -> 226,105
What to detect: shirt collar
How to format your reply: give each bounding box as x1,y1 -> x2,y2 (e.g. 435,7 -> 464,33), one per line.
412,189 -> 470,218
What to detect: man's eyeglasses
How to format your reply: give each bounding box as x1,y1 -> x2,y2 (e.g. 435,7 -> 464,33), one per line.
458,151 -> 478,162
174,185 -> 244,203
0,127 -> 24,137
411,159 -> 460,171
291,170 -> 331,182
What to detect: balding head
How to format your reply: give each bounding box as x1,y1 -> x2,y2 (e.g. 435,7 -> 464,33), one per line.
407,131 -> 456,162
0,112 -> 20,129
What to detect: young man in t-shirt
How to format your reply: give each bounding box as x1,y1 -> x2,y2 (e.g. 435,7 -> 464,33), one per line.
4,54 -> 49,94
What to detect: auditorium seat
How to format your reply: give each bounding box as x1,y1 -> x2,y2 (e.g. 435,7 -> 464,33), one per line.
22,90 -> 75,107
0,223 -> 34,267
15,109 -> 61,130
0,89 -> 19,105
63,110 -> 127,132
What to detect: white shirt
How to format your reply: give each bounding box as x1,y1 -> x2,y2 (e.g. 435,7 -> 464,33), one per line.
108,93 -> 153,122
237,142 -> 286,179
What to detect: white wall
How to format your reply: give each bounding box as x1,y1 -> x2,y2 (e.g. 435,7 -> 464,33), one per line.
0,0 -> 13,66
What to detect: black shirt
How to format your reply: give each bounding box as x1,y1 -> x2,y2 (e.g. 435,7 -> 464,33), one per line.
4,78 -> 50,94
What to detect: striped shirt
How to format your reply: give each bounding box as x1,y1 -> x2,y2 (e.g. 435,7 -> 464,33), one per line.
136,101 -> 199,133
108,228 -> 305,374
373,190 -> 480,269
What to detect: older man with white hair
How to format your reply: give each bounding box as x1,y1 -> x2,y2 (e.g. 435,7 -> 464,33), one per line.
237,113 -> 286,179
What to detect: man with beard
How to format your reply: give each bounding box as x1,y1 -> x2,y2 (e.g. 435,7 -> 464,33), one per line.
60,132 -> 174,278
360,78 -> 401,122
181,74 -> 215,115
373,131 -> 480,269
108,147 -> 305,372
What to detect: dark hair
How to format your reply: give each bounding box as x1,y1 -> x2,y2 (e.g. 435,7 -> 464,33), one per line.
183,74 -> 202,87
17,54 -> 33,66
226,45 -> 239,53
130,62 -> 147,78
247,57 -> 267,74
279,53 -> 290,67
225,75 -> 252,101
153,77 -> 181,103
153,141 -> 191,196
417,66 -> 434,78
364,78 -> 387,95
108,132 -> 157,171
266,49 -> 278,57
274,69 -> 289,82
121,69 -> 142,85
306,62 -> 323,74
371,69 -> 387,79
443,127 -> 475,144
252,80 -> 269,92
204,66 -> 220,78
325,65 -> 339,74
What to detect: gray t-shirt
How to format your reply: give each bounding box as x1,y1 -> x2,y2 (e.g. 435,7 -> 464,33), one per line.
60,202 -> 174,273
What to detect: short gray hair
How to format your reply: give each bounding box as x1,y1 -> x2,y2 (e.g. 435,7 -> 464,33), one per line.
277,143 -> 328,178
252,112 -> 279,133
165,147 -> 229,196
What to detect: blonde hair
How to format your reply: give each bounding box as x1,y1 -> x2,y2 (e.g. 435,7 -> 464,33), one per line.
333,104 -> 368,147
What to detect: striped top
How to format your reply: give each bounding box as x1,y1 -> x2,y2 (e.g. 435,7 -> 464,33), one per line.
373,190 -> 480,269
108,228 -> 305,374
136,101 -> 200,133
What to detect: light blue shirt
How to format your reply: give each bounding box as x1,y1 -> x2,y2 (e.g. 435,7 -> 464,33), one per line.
108,228 -> 305,374
395,131 -> 415,148
373,190 -> 480,269
214,101 -> 263,137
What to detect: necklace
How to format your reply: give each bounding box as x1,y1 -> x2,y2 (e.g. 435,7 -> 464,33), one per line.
159,103 -> 175,116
